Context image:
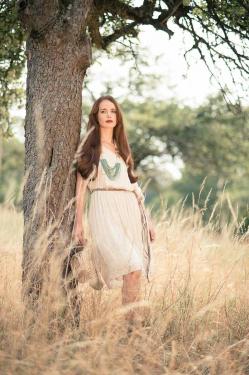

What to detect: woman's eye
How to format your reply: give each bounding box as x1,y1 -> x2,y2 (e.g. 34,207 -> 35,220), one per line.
100,110 -> 116,113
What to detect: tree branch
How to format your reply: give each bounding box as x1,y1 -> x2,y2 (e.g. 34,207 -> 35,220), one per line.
92,0 -> 185,39
102,21 -> 139,48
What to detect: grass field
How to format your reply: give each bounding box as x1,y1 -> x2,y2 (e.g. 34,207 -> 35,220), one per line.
1,202 -> 249,374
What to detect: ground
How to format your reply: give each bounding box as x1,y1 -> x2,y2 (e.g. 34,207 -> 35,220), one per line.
1,203 -> 249,374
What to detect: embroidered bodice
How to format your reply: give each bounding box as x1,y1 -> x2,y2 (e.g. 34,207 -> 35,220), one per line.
86,146 -> 145,202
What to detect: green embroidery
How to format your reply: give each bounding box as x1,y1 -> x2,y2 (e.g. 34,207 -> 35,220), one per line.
100,158 -> 121,180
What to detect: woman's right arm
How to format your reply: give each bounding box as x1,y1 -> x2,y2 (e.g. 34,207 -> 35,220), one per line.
72,171 -> 89,245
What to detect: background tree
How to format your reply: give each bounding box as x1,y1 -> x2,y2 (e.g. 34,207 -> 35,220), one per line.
0,1 -> 25,137
125,93 -> 249,176
0,136 -> 24,207
0,0 -> 248,291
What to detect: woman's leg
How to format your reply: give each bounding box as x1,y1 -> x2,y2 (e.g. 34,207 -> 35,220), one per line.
122,270 -> 141,321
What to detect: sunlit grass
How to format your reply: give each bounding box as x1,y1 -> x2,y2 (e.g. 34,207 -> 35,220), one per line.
1,201 -> 249,374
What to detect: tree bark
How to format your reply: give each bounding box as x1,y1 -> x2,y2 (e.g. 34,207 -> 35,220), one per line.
18,1 -> 93,295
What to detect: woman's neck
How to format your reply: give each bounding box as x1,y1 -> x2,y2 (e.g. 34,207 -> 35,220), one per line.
100,128 -> 114,144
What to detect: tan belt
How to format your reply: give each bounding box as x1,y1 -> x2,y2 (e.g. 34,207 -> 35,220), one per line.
89,187 -> 151,281
89,187 -> 135,193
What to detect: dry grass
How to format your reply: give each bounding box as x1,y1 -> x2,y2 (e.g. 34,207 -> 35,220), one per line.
1,202 -> 249,374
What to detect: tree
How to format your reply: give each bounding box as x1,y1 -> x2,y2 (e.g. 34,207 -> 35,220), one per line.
1,0 -> 248,294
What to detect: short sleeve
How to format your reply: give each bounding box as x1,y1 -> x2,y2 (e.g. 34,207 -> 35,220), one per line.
86,164 -> 97,191
76,163 -> 96,187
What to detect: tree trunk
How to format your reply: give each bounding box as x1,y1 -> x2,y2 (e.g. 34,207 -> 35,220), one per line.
18,1 -> 93,297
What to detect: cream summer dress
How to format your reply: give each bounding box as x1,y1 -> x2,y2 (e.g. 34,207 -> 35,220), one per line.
85,145 -> 151,289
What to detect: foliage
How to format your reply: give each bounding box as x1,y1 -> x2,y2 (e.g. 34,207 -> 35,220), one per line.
0,1 -> 25,137
123,93 -> 249,225
1,0 -> 248,136
124,92 -> 249,178
88,0 -> 249,104
0,136 -> 24,206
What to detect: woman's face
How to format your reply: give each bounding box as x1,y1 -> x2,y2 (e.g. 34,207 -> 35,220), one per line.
97,99 -> 117,129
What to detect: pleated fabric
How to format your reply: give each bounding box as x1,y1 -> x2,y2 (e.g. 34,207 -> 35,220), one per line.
86,146 -> 150,289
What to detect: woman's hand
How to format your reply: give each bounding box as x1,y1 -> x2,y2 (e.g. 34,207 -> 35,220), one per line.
73,224 -> 87,245
149,223 -> 156,242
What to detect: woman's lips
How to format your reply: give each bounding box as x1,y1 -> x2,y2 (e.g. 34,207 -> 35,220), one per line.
106,120 -> 113,123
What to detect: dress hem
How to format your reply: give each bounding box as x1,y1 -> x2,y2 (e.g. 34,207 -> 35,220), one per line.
103,265 -> 148,289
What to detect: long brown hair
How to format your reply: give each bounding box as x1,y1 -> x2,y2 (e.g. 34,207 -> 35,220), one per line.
74,95 -> 138,183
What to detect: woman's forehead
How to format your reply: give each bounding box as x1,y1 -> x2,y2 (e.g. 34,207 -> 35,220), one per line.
99,100 -> 116,110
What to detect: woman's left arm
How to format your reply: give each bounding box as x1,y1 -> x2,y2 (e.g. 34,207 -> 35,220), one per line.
132,182 -> 156,242
144,207 -> 156,242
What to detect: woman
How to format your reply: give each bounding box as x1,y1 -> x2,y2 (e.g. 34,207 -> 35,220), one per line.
73,95 -> 156,318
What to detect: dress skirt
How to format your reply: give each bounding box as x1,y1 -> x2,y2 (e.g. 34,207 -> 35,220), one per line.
88,189 -> 147,289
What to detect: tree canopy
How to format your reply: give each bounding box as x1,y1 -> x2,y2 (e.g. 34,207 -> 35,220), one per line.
0,0 -> 249,136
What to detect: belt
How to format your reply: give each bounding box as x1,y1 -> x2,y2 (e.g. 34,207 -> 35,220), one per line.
90,187 -> 135,194
89,187 -> 151,281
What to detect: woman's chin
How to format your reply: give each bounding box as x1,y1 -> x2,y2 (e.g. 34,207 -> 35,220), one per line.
100,123 -> 116,128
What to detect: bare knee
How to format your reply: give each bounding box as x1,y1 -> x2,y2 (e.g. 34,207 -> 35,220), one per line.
131,270 -> 141,281
124,270 -> 141,283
